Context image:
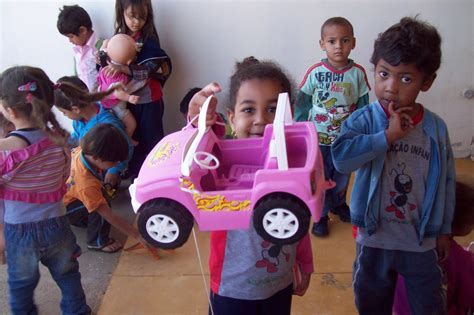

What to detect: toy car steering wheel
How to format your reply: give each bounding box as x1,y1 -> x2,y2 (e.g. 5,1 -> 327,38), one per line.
193,151 -> 220,170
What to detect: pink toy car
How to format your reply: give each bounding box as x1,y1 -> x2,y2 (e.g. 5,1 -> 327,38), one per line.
130,93 -> 332,249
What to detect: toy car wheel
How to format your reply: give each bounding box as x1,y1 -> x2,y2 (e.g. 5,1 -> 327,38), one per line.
253,194 -> 310,245
137,199 -> 194,249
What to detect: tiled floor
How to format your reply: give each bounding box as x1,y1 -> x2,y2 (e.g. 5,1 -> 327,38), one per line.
99,159 -> 474,315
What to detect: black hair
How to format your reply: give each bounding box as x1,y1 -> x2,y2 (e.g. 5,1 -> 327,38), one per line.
115,0 -> 160,45
80,124 -> 128,162
0,66 -> 68,144
228,56 -> 293,111
54,76 -> 115,110
180,87 -> 201,115
321,17 -> 354,38
371,16 -> 442,78
452,181 -> 474,235
57,5 -> 92,36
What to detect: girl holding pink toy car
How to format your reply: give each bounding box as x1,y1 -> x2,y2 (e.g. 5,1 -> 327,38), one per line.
188,57 -> 314,315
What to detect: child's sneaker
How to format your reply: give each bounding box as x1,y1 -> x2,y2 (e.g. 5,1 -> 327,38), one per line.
311,216 -> 329,237
330,204 -> 351,222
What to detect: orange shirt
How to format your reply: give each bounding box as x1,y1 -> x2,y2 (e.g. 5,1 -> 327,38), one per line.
63,148 -> 107,212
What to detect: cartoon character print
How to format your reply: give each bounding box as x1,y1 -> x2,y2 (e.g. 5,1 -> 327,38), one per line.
255,240 -> 290,273
318,132 -> 336,145
315,91 -> 330,108
385,162 -> 417,220
327,103 -> 356,133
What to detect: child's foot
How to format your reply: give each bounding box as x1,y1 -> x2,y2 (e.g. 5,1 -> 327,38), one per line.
87,238 -> 123,253
311,216 -> 329,237
330,204 -> 351,222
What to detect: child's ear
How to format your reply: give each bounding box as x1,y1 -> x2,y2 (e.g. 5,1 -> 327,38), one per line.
421,73 -> 437,92
226,108 -> 236,132
319,39 -> 325,51
78,26 -> 88,36
352,37 -> 356,49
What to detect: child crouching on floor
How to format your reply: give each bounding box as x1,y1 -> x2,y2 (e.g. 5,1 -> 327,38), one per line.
63,123 -> 146,253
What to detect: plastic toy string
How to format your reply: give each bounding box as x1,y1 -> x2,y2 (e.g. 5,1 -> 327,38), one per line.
192,226 -> 214,315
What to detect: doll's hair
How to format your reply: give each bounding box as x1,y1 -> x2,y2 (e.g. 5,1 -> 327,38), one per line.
452,181 -> 474,235
0,66 -> 68,144
227,56 -> 293,111
57,5 -> 92,36
180,87 -> 201,115
371,16 -> 441,78
114,0 -> 160,45
321,17 -> 354,38
54,76 -> 115,110
80,123 -> 128,163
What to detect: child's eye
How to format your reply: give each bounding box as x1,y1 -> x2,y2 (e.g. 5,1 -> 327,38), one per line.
328,40 -> 335,44
267,106 -> 277,114
242,107 -> 255,114
379,71 -> 388,78
343,38 -> 350,43
401,77 -> 412,83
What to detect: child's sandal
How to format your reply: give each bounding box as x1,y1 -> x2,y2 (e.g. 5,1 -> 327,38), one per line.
87,238 -> 123,253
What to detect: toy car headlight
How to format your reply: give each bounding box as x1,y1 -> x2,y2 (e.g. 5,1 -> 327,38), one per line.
129,182 -> 142,213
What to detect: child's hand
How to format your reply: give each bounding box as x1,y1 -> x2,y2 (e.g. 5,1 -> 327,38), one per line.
293,272 -> 311,296
436,234 -> 451,262
385,102 -> 414,144
103,63 -> 128,77
188,83 -> 221,127
128,95 -> 140,104
104,172 -> 121,188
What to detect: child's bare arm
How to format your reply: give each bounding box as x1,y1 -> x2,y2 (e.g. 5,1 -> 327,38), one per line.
95,204 -> 146,245
113,89 -> 139,104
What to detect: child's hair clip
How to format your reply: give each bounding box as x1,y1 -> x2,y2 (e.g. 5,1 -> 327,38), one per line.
18,82 -> 37,92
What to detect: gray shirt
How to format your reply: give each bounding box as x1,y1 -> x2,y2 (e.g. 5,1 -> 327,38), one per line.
357,122 -> 436,251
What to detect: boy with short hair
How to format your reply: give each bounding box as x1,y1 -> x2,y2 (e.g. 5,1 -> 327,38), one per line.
57,5 -> 101,91
332,17 -> 455,314
295,17 -> 371,236
64,123 -> 145,252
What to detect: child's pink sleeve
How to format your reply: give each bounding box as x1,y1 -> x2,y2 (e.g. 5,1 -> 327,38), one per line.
295,233 -> 314,274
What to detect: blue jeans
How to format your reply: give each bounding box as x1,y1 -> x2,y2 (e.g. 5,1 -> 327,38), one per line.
353,243 -> 445,315
5,216 -> 91,315
209,284 -> 293,315
320,145 -> 350,216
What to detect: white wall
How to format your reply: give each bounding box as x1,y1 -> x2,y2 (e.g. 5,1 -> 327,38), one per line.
1,0 -> 473,157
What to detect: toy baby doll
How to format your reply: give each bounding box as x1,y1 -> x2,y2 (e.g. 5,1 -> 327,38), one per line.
98,34 -> 140,145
